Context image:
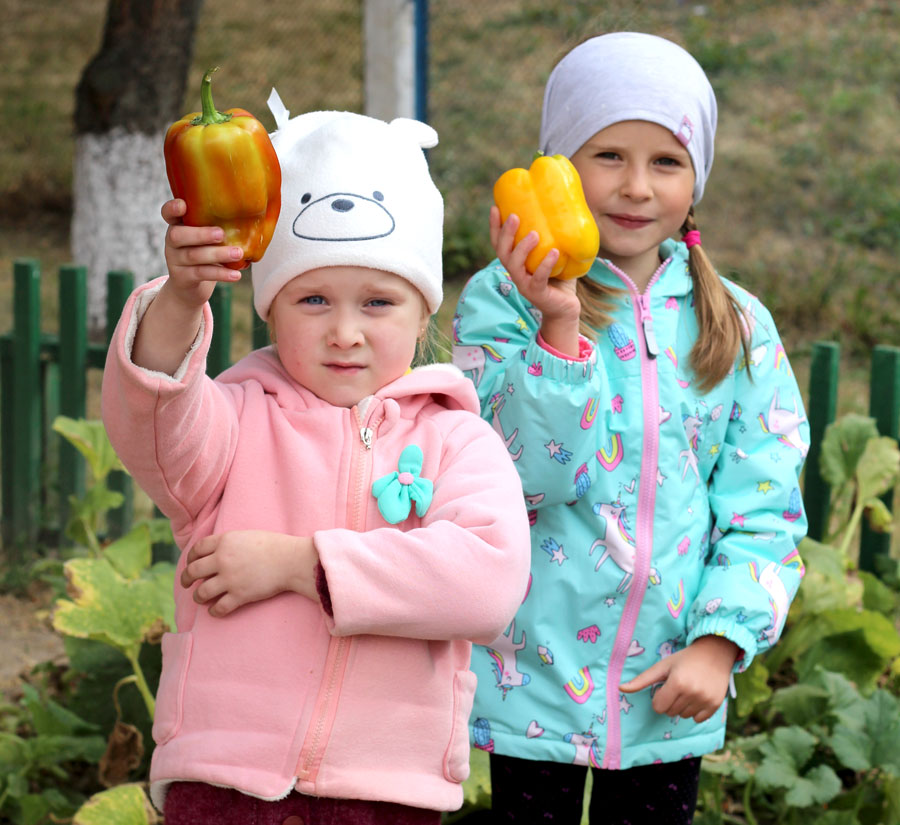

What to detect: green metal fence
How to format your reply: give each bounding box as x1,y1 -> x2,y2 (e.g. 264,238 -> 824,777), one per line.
1,258 -> 898,574
0,259 -> 268,553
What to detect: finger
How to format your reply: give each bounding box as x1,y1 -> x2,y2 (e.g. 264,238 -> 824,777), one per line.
161,198 -> 187,224
494,213 -> 521,258
488,205 -> 503,248
193,576 -> 227,605
692,706 -> 715,724
620,660 -> 668,693
167,223 -> 226,252
528,248 -> 560,292
506,230 -> 539,277
664,694 -> 693,719
208,594 -> 239,618
181,554 -> 218,588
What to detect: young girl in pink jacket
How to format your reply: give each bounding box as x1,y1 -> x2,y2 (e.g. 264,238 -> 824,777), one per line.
101,100 -> 531,825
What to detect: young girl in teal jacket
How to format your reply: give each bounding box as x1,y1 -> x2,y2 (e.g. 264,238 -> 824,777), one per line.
452,32 -> 808,824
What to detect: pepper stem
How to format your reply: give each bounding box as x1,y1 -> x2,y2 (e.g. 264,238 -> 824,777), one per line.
191,67 -> 233,127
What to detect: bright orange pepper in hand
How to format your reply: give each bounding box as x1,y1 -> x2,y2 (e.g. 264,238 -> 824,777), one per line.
164,68 -> 281,270
493,153 -> 599,280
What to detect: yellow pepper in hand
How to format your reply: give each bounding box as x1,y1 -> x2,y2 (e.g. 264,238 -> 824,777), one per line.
493,153 -> 599,280
164,68 -> 281,270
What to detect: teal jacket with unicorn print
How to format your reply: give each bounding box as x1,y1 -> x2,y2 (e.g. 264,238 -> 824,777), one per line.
452,239 -> 808,771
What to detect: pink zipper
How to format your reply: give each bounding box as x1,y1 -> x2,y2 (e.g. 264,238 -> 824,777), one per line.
295,403 -> 382,783
601,259 -> 667,769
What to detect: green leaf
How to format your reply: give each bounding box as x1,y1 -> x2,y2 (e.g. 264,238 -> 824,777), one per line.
52,417 -> 126,483
72,784 -> 155,825
819,414 -> 879,488
792,537 -> 862,617
769,682 -> 830,727
856,436 -> 900,504
19,682 -> 100,737
0,731 -> 29,772
806,668 -> 866,729
865,497 -> 894,533
784,764 -> 842,807
828,689 -> 900,774
734,656 -> 772,718
53,556 -> 173,656
795,609 -> 900,692
104,525 -> 153,580
860,570 -> 899,614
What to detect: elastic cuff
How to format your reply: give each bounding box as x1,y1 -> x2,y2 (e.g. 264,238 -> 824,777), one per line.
524,335 -> 596,384
536,331 -> 593,362
686,619 -> 758,673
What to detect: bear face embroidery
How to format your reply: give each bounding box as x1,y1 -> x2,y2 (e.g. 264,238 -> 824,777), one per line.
292,190 -> 395,242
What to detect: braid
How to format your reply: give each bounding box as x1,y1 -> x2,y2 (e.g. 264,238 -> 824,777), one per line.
681,209 -> 750,393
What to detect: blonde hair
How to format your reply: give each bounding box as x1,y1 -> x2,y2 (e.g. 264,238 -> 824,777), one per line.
680,210 -> 750,393
575,211 -> 749,394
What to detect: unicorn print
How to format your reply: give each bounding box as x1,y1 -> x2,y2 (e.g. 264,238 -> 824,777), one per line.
753,562 -> 790,646
488,392 -> 523,460
760,390 -> 809,457
486,619 -> 531,698
451,343 -> 503,388
564,730 -> 602,767
679,412 -> 703,483
589,502 -> 662,592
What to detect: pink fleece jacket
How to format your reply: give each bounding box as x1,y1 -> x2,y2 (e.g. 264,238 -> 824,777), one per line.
100,279 -> 531,813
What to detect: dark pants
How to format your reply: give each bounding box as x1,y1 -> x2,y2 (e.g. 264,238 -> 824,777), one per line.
489,753 -> 702,824
163,781 -> 442,825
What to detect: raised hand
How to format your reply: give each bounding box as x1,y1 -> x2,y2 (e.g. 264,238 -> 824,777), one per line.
490,206 -> 582,358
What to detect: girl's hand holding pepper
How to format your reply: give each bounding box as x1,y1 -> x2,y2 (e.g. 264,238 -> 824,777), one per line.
490,205 -> 582,358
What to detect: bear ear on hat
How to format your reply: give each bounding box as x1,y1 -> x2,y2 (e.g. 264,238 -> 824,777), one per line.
388,117 -> 439,150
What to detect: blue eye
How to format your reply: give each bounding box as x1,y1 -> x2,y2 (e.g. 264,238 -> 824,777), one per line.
302,295 -> 325,305
367,298 -> 390,307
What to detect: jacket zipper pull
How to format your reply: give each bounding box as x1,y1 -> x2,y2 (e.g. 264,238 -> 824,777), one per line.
360,427 -> 374,450
639,294 -> 659,358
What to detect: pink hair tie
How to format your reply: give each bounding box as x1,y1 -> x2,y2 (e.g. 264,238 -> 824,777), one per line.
682,230 -> 701,249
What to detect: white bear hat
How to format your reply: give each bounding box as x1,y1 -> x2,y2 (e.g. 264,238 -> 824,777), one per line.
251,91 -> 444,321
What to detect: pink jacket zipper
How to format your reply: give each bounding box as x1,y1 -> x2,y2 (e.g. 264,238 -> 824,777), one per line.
602,259 -> 667,769
295,403 -> 382,783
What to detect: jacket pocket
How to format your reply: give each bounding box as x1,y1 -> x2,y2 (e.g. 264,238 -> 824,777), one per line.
152,631 -> 193,745
443,669 -> 477,783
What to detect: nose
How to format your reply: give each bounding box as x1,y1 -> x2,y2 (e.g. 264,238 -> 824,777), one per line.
328,309 -> 364,348
620,164 -> 651,200
331,198 -> 354,212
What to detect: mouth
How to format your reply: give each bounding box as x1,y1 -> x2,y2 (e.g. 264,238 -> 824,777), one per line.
607,214 -> 653,230
325,363 -> 366,374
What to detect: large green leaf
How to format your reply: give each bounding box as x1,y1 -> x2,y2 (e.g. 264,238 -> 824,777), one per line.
856,436 -> 900,504
792,537 -> 861,617
52,417 -> 125,483
827,689 -> 900,774
769,682 -> 830,727
53,556 -> 172,656
104,525 -> 153,580
756,727 -> 842,807
819,415 -> 880,488
19,682 -> 100,738
72,784 -> 156,825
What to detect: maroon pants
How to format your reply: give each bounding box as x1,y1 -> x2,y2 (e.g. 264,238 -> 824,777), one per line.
163,782 -> 442,825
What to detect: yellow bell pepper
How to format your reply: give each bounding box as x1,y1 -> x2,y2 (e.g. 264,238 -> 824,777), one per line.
493,153 -> 599,280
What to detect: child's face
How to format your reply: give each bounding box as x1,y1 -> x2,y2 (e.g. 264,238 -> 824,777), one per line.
570,120 -> 695,281
269,266 -> 429,408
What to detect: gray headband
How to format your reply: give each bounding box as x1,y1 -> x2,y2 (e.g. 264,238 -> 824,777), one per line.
539,32 -> 717,203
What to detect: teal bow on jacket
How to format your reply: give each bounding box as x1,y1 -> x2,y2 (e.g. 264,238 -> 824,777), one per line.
371,445 -> 433,524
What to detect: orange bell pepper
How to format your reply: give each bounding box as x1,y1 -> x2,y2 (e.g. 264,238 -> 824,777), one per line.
493,153 -> 599,280
164,68 -> 281,270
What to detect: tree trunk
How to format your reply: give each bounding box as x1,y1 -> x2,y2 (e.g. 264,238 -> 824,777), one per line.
72,0 -> 203,329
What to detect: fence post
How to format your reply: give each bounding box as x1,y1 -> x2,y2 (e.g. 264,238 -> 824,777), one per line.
859,345 -> 900,572
58,265 -> 89,534
5,260 -> 44,550
208,282 -> 232,377
105,270 -> 134,539
804,341 -> 840,541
